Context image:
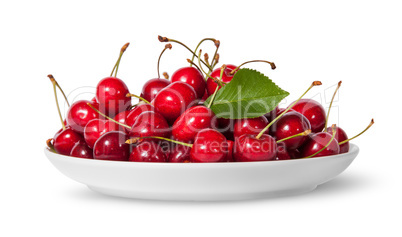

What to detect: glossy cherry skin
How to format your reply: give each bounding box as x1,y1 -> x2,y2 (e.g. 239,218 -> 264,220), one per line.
152,81 -> 197,124
172,105 -> 218,143
96,77 -> 131,116
140,78 -> 171,102
168,145 -> 191,163
171,67 -> 206,99
206,64 -> 237,95
299,132 -> 340,158
234,134 -> 277,162
271,111 -> 311,150
129,141 -> 167,162
190,128 -> 228,163
66,100 -> 100,134
125,103 -> 155,127
113,110 -> 131,133
276,142 -> 291,160
128,111 -> 170,141
327,126 -> 349,153
53,127 -> 85,156
233,116 -> 269,139
291,99 -> 326,133
224,140 -> 234,162
70,141 -> 93,159
93,131 -> 129,161
83,119 -> 119,149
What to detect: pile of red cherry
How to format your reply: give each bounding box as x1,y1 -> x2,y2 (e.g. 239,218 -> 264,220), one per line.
46,36 -> 373,163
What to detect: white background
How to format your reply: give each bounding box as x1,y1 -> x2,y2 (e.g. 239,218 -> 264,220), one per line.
1,0 -> 400,236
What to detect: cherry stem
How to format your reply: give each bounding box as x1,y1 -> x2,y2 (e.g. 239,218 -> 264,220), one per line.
158,35 -> 212,71
190,38 -> 217,66
303,124 -> 337,159
204,53 -> 210,68
256,81 -> 322,139
126,136 -> 192,147
86,103 -> 131,129
338,119 -> 374,145
126,93 -> 151,104
157,44 -> 172,78
209,40 -> 220,71
47,74 -> 66,130
207,64 -> 226,109
276,129 -> 312,143
197,49 -> 221,83
230,60 -> 276,75
163,72 -> 169,79
46,138 -> 56,152
186,58 -> 202,72
110,43 -> 129,77
324,81 -> 342,132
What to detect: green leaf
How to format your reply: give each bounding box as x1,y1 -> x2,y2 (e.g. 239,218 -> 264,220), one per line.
204,68 -> 289,119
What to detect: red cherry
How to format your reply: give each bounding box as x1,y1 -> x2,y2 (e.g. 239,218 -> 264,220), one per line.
271,111 -> 311,150
125,103 -> 155,127
70,141 -> 93,159
199,89 -> 209,104
140,78 -> 171,102
234,134 -> 277,162
152,81 -> 197,124
129,141 -> 167,162
96,77 -> 131,116
190,128 -> 228,163
217,118 -> 235,141
168,145 -> 191,163
66,100 -> 100,134
93,131 -> 129,161
206,64 -> 237,95
291,99 -> 326,133
172,105 -> 218,143
327,126 -> 349,153
233,116 -> 269,139
128,111 -> 170,141
171,66 -> 206,99
113,110 -> 131,132
224,140 -> 234,162
83,119 -> 119,149
276,142 -> 292,160
53,127 -> 84,156
300,132 -> 340,158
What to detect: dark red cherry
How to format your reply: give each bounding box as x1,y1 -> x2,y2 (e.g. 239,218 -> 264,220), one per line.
66,100 -> 100,134
300,132 -> 340,158
83,119 -> 119,148
96,77 -> 131,116
190,128 -> 228,163
265,107 -> 295,121
327,126 -> 349,153
93,131 -> 129,161
129,141 -> 167,162
172,105 -> 218,143
291,99 -> 326,133
224,140 -> 234,162
276,142 -> 291,160
168,145 -> 191,163
233,116 -> 269,139
217,118 -> 235,141
53,127 -> 84,156
152,81 -> 197,124
70,141 -> 93,159
171,66 -> 206,99
113,110 -> 131,132
199,89 -> 209,104
271,111 -> 311,150
234,134 -> 277,162
206,64 -> 237,95
129,111 -> 170,141
125,103 -> 155,127
140,78 -> 171,102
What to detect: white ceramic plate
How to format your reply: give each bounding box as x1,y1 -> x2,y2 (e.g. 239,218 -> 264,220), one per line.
45,144 -> 359,201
